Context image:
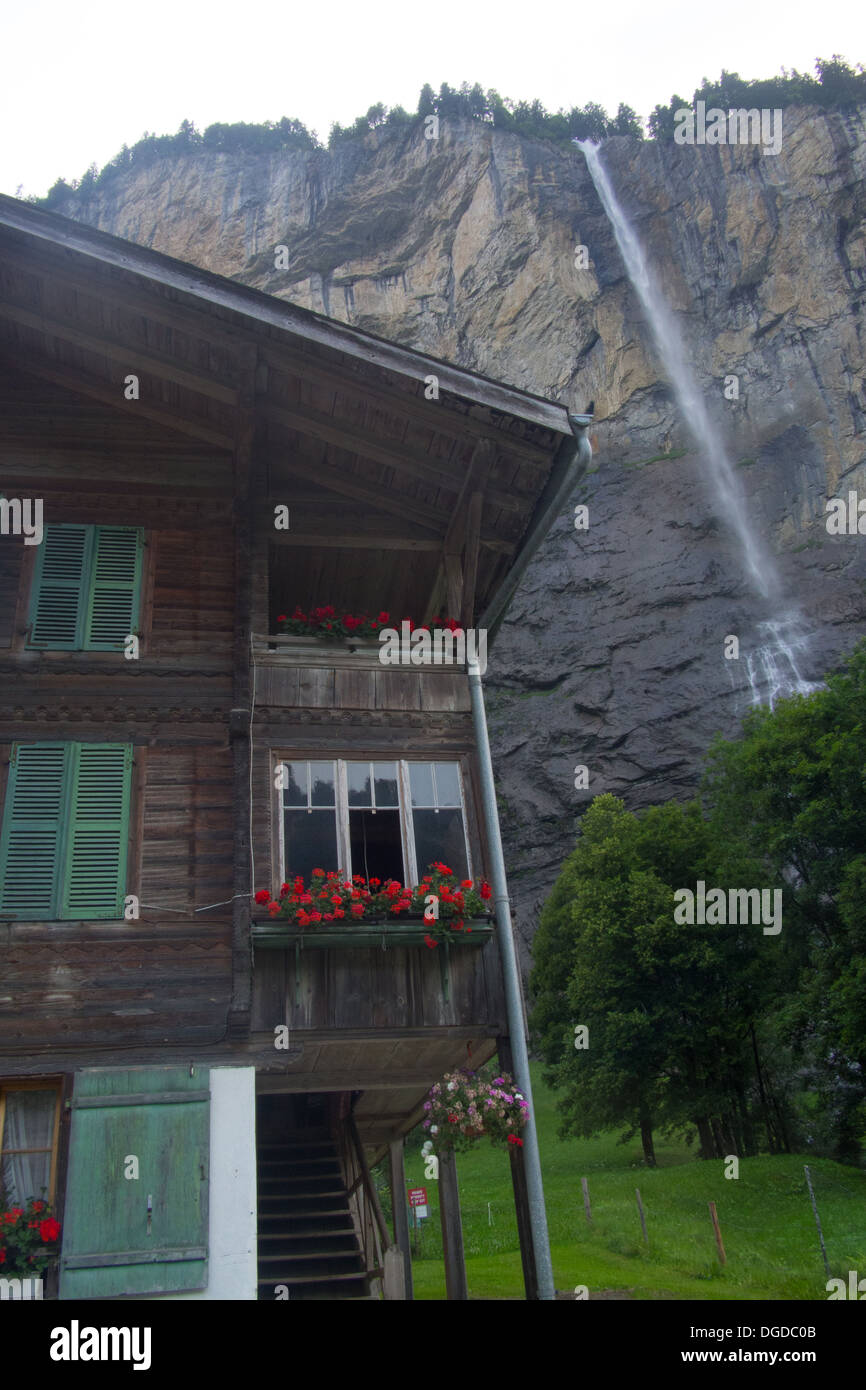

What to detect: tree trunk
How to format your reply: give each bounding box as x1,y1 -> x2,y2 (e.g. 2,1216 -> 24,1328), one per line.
639,1102 -> 656,1167
695,1115 -> 715,1158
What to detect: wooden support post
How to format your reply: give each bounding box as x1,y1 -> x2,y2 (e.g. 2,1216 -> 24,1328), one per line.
228,343 -> 258,1038
635,1188 -> 649,1247
388,1138 -> 413,1300
498,1034 -> 538,1299
581,1177 -> 592,1223
804,1165 -> 830,1278
438,1147 -> 468,1300
708,1201 -> 726,1264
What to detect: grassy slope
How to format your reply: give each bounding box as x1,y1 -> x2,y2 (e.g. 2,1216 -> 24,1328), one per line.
405,1065 -> 866,1300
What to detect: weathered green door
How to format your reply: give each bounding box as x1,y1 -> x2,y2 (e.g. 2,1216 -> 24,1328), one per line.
60,1066 -> 209,1298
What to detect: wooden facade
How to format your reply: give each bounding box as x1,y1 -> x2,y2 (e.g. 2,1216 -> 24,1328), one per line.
0,192 -> 582,1298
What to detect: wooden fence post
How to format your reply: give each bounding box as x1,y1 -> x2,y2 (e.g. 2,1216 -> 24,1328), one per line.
635,1188 -> 649,1247
804,1165 -> 830,1278
708,1200 -> 726,1265
581,1177 -> 592,1223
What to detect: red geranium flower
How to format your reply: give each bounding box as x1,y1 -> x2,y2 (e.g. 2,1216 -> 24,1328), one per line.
423,934 -> 438,949
378,611 -> 390,623
39,1217 -> 61,1243
312,869 -> 325,878
507,1135 -> 523,1147
254,889 -> 270,904
480,882 -> 492,900
277,614 -> 287,622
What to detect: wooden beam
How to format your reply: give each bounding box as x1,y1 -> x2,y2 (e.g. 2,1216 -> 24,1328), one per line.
388,1139 -> 414,1300
269,532 -> 442,551
460,488 -> 484,629
264,448 -> 448,535
262,347 -> 553,467
0,297 -> 240,404
443,552 -> 463,621
228,342 -> 257,1039
0,345 -> 235,449
425,439 -> 494,621
263,396 -> 528,514
439,1148 -> 468,1300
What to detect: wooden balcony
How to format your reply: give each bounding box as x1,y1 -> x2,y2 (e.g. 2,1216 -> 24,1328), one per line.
251,634 -> 470,714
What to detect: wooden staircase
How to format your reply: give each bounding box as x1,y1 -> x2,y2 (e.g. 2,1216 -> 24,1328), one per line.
256,1137 -> 374,1300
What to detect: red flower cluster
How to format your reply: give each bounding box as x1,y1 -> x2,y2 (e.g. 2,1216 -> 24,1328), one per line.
252,864 -> 493,938
0,1198 -> 61,1278
507,1134 -> 524,1147
276,608 -> 463,640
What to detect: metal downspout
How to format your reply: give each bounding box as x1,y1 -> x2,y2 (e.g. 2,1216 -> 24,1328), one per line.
469,412 -> 593,1301
468,658 -> 555,1298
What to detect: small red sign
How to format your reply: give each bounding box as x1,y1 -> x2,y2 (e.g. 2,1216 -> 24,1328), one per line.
408,1187 -> 428,1206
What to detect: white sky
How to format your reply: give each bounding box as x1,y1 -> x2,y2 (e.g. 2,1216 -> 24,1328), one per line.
2,0 -> 862,197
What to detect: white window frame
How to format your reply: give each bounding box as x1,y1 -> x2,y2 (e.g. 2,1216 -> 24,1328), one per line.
276,757 -> 473,887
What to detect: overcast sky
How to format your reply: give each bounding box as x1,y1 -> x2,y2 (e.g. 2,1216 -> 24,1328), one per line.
2,0 -> 862,197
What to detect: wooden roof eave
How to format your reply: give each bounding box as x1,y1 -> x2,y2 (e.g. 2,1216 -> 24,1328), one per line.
0,194 -> 573,437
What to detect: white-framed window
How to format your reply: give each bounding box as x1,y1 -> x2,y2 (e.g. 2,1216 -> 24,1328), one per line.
277,759 -> 472,887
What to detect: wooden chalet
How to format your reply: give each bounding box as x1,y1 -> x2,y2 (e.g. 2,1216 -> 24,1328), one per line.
0,193 -> 590,1300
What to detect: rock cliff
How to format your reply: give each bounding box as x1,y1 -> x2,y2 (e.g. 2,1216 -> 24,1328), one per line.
50,109 -> 866,961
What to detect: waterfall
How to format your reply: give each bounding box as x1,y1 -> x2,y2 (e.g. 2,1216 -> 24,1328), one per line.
577,140 -> 815,709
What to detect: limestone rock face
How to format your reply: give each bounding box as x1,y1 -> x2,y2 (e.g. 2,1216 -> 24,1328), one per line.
53,109 -> 866,963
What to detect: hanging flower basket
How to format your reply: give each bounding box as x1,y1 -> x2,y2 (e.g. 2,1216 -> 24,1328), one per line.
422,1069 -> 529,1154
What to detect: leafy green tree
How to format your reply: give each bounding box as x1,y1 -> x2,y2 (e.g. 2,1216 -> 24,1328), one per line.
703,639 -> 866,1159
531,795 -> 777,1162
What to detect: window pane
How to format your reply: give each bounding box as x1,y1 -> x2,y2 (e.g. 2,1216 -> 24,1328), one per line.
2,1089 -> 55,1150
1,1090 -> 55,1206
284,810 -> 339,880
413,809 -> 468,880
372,762 -> 398,808
1,1150 -> 51,1206
408,762 -> 434,807
349,809 -> 404,885
347,762 -> 372,807
309,762 -> 335,807
282,762 -> 307,808
433,762 -> 461,806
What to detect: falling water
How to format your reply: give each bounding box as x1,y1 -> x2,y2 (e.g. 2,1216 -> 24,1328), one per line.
577,140 -> 815,708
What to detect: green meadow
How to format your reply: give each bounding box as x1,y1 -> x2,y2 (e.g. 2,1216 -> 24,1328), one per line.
401,1065 -> 866,1300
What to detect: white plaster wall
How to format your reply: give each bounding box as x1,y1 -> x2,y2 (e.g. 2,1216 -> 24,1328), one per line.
159,1065 -> 258,1301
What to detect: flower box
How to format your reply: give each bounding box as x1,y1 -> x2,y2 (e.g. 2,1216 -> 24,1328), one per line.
251,915 -> 495,950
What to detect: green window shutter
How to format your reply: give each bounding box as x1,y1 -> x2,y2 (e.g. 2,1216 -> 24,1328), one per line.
0,743 -> 67,916
60,1067 -> 210,1299
85,526 -> 143,649
28,524 -> 90,649
60,744 -> 132,920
